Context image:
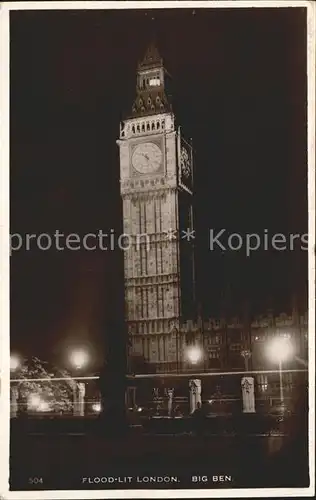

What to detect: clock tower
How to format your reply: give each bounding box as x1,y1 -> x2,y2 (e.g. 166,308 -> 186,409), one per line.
117,43 -> 195,373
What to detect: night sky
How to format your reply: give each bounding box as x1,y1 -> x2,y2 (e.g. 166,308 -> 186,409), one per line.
10,7 -> 308,368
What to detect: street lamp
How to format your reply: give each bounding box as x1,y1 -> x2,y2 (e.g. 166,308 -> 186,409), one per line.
68,348 -> 90,417
92,402 -> 102,413
27,393 -> 41,410
69,348 -> 90,371
185,345 -> 204,365
10,354 -> 21,372
27,393 -> 50,412
265,336 -> 294,408
241,349 -> 251,371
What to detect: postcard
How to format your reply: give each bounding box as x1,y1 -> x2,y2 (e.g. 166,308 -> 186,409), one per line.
0,1 -> 315,498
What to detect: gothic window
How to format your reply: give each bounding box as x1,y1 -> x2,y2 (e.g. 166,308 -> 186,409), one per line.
157,122 -> 160,130
132,125 -> 135,133
147,97 -> 152,105
141,106 -> 145,113
139,99 -> 143,107
156,96 -> 160,104
151,105 -> 155,111
137,124 -> 140,133
151,122 -> 155,130
141,123 -> 145,132
147,122 -> 150,131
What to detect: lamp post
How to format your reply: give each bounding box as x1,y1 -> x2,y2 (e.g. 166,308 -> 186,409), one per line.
69,348 -> 90,417
265,336 -> 294,408
185,345 -> 203,413
240,349 -> 255,413
241,349 -> 251,371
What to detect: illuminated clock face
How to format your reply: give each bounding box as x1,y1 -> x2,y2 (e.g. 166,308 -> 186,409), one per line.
132,142 -> 162,174
180,146 -> 191,178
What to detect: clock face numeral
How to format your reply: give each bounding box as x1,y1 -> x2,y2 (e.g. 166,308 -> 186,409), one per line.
180,146 -> 191,178
132,142 -> 162,174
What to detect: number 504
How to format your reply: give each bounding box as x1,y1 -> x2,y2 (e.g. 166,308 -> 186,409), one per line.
28,477 -> 43,485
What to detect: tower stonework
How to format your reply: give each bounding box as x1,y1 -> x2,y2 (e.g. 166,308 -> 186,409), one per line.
117,44 -> 195,373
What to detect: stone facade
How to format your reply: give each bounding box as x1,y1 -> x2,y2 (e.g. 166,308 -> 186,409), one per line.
117,45 -> 195,373
172,309 -> 308,373
124,308 -> 308,375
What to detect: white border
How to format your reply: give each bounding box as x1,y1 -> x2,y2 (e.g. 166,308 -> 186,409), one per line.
0,1 -> 315,499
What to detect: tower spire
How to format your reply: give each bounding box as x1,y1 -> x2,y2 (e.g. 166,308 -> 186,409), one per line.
138,42 -> 163,70
130,41 -> 172,119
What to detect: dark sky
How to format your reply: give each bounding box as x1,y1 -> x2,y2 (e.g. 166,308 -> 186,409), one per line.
10,7 -> 308,367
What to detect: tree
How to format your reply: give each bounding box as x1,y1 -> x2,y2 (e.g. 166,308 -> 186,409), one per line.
14,357 -> 74,414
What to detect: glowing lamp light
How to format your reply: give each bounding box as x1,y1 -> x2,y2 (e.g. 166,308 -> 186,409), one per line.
92,402 -> 102,413
37,401 -> 50,412
186,345 -> 203,365
69,348 -> 89,370
10,354 -> 21,372
27,394 -> 41,410
265,336 -> 295,363
28,394 -> 50,412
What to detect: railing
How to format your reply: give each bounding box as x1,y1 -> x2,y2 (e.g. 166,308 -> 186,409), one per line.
120,116 -> 170,139
10,369 -> 308,419
10,376 -> 101,418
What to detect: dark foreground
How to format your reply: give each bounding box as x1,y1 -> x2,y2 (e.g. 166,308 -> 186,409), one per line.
10,416 -> 309,491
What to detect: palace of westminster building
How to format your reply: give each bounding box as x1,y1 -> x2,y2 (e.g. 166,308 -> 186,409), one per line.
116,44 -> 308,376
